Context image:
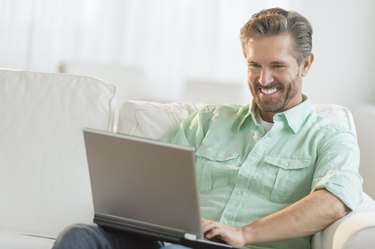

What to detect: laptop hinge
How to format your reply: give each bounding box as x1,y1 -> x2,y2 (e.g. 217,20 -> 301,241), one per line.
184,233 -> 197,240
94,213 -> 185,243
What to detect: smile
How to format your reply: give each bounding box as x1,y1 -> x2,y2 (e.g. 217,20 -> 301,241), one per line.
259,87 -> 279,95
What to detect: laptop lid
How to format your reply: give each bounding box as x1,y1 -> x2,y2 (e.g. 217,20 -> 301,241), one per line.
83,128 -> 203,239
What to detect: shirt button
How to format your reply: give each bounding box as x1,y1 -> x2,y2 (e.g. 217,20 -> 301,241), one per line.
253,132 -> 258,141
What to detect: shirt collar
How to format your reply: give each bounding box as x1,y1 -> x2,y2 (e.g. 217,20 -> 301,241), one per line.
239,95 -> 314,134
238,100 -> 260,129
275,95 -> 313,134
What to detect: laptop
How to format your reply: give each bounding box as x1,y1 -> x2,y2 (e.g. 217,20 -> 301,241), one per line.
83,128 -> 235,249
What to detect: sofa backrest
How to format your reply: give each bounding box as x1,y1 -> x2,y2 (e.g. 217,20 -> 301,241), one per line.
117,100 -> 356,139
0,69 -> 115,238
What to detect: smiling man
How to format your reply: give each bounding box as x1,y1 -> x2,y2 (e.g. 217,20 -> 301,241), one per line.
52,7 -> 363,249
245,33 -> 311,121
165,8 -> 363,248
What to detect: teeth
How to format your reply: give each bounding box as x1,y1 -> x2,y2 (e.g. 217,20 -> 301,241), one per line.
260,87 -> 278,95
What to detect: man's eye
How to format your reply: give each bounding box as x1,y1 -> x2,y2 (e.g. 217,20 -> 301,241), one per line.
248,63 -> 260,68
273,64 -> 285,68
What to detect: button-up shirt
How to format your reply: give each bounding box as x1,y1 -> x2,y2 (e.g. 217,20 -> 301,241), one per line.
162,98 -> 363,249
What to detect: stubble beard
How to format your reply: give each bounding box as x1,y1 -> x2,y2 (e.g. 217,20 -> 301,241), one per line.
250,74 -> 302,113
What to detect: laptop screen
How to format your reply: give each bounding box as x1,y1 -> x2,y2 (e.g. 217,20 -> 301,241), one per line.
84,128 -> 203,238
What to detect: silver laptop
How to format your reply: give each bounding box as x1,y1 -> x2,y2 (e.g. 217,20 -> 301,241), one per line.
83,128 -> 234,248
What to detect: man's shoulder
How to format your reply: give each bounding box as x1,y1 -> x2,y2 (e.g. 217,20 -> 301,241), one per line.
310,111 -> 355,137
198,103 -> 249,116
188,104 -> 250,132
313,104 -> 356,134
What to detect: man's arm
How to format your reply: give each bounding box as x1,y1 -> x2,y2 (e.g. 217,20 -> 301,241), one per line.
202,189 -> 347,248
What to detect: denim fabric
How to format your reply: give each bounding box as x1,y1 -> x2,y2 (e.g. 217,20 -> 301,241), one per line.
52,224 -> 171,249
163,245 -> 191,249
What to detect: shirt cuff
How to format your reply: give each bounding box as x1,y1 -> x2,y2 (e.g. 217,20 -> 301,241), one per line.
312,172 -> 363,211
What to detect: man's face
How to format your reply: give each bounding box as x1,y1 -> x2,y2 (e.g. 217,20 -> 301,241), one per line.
244,34 -> 306,120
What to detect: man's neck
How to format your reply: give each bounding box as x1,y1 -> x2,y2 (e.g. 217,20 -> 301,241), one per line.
258,96 -> 304,123
259,111 -> 275,123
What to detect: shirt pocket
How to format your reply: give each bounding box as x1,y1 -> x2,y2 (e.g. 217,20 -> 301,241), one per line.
196,147 -> 240,194
263,155 -> 312,203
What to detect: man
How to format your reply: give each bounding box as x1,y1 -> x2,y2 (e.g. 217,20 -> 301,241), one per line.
53,7 -> 362,249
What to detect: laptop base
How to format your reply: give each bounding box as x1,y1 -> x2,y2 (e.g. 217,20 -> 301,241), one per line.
94,214 -> 235,249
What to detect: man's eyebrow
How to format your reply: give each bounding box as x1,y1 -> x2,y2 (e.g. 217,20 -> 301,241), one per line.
270,60 -> 287,65
247,60 -> 259,65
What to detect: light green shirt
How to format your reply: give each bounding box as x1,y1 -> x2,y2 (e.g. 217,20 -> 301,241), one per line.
162,98 -> 363,249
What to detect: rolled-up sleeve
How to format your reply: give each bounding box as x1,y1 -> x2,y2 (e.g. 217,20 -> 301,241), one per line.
312,125 -> 363,210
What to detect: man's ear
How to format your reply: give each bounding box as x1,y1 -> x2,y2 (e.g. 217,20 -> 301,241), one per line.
300,53 -> 314,77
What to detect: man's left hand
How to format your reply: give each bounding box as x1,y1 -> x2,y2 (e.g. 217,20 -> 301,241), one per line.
201,218 -> 246,248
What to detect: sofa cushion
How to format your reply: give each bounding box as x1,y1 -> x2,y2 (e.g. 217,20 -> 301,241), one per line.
0,232 -> 54,249
117,100 -> 205,138
117,101 -> 356,138
0,69 -> 115,238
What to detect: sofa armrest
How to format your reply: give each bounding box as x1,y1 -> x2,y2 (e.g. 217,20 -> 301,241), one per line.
312,193 -> 375,249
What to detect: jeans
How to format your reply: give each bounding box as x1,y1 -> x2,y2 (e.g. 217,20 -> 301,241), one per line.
52,224 -> 190,249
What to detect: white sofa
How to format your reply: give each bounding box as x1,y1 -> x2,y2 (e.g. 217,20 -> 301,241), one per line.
0,69 -> 374,249
0,69 -> 115,248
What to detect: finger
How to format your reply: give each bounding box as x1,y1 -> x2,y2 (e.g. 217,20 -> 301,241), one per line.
201,220 -> 218,233
205,226 -> 222,240
203,222 -> 221,237
200,218 -> 209,228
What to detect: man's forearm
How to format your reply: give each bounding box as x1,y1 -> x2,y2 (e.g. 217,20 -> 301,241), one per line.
242,189 -> 348,244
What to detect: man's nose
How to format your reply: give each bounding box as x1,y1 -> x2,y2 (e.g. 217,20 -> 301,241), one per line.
259,69 -> 273,86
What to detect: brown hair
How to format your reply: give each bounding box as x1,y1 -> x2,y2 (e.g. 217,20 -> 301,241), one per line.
240,8 -> 313,64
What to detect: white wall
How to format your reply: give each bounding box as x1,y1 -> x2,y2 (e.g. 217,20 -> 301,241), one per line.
1,0 -> 374,197
293,0 -> 375,198
1,1 -> 374,105
295,0 -> 375,107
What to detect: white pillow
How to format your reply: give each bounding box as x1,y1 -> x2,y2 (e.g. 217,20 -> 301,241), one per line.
117,100 -> 205,138
0,69 -> 115,238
